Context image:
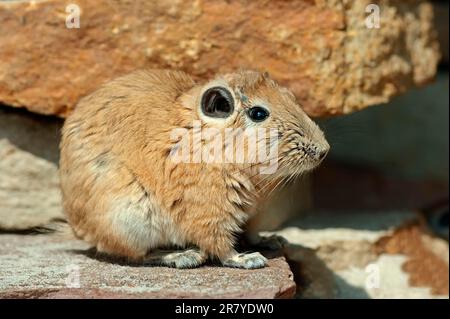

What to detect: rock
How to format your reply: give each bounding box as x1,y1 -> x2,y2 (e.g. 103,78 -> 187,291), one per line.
0,107 -> 62,164
0,0 -> 440,117
0,233 -> 296,299
284,244 -> 338,299
0,105 -> 63,231
0,138 -> 64,231
375,222 -> 449,296
267,210 -> 449,298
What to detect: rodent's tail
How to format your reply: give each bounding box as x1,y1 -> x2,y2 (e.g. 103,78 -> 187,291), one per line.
33,220 -> 77,240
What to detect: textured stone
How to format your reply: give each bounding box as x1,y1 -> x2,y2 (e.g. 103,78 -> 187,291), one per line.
0,138 -> 63,230
375,222 -> 449,296
268,210 -> 449,299
0,233 -> 296,299
0,107 -> 62,230
0,0 -> 440,117
0,107 -> 62,164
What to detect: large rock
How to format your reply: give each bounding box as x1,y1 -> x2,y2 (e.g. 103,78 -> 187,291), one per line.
0,0 -> 440,117
0,233 -> 295,299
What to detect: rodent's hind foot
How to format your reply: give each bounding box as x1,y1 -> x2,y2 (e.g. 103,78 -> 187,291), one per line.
246,234 -> 289,250
251,234 -> 288,251
222,252 -> 268,269
144,248 -> 207,269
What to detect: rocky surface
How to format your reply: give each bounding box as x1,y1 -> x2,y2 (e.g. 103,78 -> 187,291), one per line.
267,210 -> 449,299
0,138 -> 63,230
0,0 -> 440,117
0,232 -> 295,299
0,107 -> 64,231
1,209 -> 447,299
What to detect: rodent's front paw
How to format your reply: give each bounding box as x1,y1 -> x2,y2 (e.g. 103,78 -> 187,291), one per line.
144,249 -> 206,269
223,252 -> 268,269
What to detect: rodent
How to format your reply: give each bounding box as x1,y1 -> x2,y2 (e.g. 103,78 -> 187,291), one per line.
59,69 -> 329,269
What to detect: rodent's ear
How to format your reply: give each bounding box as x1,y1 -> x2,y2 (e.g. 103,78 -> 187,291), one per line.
200,86 -> 234,119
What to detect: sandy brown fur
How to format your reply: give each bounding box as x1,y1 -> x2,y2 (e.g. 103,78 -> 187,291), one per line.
60,69 -> 329,267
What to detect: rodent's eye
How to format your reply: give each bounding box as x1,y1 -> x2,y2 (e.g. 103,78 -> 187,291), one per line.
201,87 -> 234,118
247,106 -> 270,122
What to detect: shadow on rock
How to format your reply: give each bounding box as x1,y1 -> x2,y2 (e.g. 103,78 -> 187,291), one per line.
283,243 -> 371,299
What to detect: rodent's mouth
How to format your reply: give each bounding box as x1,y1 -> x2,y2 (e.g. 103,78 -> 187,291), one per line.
293,151 -> 328,172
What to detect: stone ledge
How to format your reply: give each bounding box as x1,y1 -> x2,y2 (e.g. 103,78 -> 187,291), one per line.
0,233 -> 296,299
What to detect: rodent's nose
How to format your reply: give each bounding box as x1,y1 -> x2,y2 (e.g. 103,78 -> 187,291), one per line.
304,144 -> 328,161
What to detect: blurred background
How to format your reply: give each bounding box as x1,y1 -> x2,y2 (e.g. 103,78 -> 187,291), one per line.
0,0 -> 448,299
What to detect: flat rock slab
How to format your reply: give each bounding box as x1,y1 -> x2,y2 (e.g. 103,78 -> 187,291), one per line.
0,233 -> 295,299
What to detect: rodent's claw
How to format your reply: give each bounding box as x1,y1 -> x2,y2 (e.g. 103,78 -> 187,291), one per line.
223,252 -> 268,269
144,249 -> 207,269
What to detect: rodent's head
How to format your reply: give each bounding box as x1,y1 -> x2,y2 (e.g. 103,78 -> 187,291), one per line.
182,70 -> 329,177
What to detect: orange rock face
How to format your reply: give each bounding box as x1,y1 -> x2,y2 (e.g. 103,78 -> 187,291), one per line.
0,0 -> 440,117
